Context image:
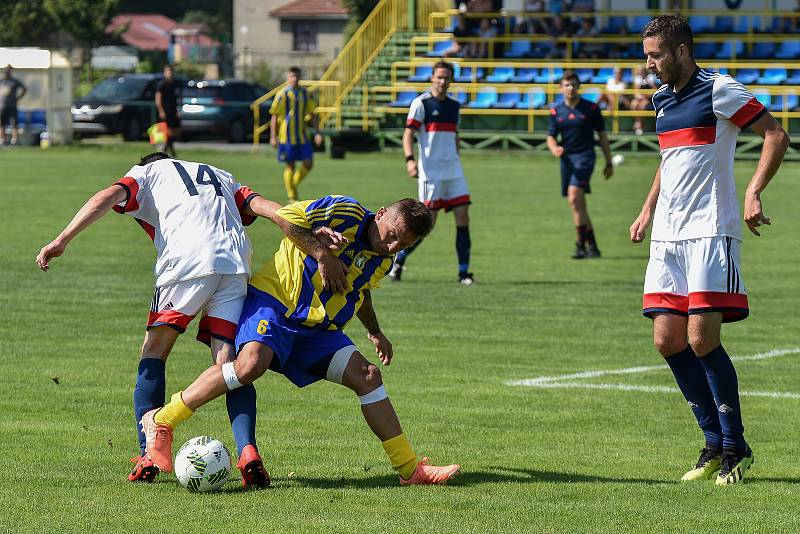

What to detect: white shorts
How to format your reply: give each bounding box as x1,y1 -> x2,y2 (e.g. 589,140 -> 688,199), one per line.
148,273 -> 249,345
418,177 -> 471,211
643,236 -> 748,323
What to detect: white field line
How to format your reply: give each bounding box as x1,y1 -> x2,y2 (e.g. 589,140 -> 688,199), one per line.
506,347 -> 800,399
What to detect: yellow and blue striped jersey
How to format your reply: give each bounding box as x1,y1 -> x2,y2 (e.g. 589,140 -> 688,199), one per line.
269,86 -> 317,145
249,196 -> 393,329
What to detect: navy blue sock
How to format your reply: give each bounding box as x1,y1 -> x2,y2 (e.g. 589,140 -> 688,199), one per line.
697,345 -> 747,451
664,347 -> 722,448
133,358 -> 166,455
395,238 -> 422,266
456,225 -> 471,274
226,384 -> 257,455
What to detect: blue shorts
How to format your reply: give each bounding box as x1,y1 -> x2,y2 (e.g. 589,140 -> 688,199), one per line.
278,142 -> 314,163
560,150 -> 595,196
235,288 -> 354,388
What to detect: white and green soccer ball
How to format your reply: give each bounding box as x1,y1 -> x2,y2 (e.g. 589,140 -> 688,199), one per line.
174,436 -> 231,492
611,153 -> 625,167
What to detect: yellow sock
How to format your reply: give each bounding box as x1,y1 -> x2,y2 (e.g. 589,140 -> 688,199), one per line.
292,165 -> 309,187
154,391 -> 194,429
382,433 -> 418,480
283,168 -> 296,201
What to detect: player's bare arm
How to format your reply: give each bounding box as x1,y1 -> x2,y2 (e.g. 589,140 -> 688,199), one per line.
598,131 -> 614,179
630,166 -> 661,243
277,219 -> 351,294
312,113 -> 323,146
402,127 -> 418,178
545,135 -> 565,157
36,185 -> 128,271
357,290 -> 393,365
155,91 -> 165,121
743,113 -> 790,237
269,114 -> 278,147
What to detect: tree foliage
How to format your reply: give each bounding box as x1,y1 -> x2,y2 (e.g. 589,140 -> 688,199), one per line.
0,0 -> 57,46
43,0 -> 120,50
341,0 -> 380,23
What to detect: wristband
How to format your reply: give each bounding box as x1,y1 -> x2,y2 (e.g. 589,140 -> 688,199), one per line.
405,155 -> 415,162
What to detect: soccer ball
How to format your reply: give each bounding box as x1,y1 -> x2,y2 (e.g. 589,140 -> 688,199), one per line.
611,154 -> 625,167
174,436 -> 231,492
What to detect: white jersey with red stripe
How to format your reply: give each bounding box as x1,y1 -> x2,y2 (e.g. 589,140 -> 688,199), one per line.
406,92 -> 465,182
652,67 -> 766,241
114,158 -> 259,286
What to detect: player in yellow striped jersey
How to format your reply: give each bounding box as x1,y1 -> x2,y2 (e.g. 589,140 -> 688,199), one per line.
270,67 -> 323,201
143,196 -> 462,485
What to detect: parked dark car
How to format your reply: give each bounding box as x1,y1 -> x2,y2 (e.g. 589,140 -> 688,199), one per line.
180,79 -> 270,143
72,73 -> 187,141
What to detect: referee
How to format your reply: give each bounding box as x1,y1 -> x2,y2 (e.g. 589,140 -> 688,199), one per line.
546,71 -> 613,259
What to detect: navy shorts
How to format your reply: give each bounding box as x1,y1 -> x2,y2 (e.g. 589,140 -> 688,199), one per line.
278,141 -> 314,163
0,107 -> 18,128
560,150 -> 596,196
235,288 -> 354,388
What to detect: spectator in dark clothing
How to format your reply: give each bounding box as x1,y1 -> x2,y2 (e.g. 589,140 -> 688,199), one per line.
155,64 -> 182,157
445,14 -> 473,57
0,66 -> 27,146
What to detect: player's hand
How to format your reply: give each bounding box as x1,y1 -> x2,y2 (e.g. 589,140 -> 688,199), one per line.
158,111 -> 166,121
269,137 -> 277,147
312,226 -> 349,251
368,331 -> 393,365
406,160 -> 418,178
630,211 -> 652,243
314,133 -> 323,146
36,239 -> 66,271
551,146 -> 565,157
603,162 -> 614,179
317,252 -> 350,294
744,190 -> 771,237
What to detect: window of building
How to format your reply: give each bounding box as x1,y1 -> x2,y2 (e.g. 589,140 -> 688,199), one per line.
293,22 -> 318,51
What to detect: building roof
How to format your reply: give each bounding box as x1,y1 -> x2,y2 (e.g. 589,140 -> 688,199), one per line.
270,0 -> 349,19
107,13 -> 217,51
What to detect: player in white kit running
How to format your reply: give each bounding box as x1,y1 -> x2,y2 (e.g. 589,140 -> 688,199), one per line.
36,152 -> 348,487
630,16 -> 789,485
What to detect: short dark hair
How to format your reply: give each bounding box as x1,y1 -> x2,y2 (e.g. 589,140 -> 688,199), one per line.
432,60 -> 454,77
561,71 -> 580,86
289,66 -> 302,77
388,198 -> 434,239
138,152 -> 171,166
641,14 -> 694,56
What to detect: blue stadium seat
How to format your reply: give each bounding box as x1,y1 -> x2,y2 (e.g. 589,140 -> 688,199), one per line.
493,91 -> 520,109
512,67 -> 537,83
553,93 -> 564,106
604,16 -> 627,33
785,69 -> 800,84
467,87 -> 497,108
504,40 -> 532,58
575,68 -> 594,84
753,92 -> 771,107
448,92 -> 468,105
407,66 -> 433,82
590,68 -> 613,84
534,67 -> 563,84
694,42 -> 719,59
28,109 -> 47,126
735,15 -> 760,33
455,67 -> 484,82
630,16 -> 652,33
715,41 -> 744,60
775,41 -> 800,60
485,66 -> 515,83
583,88 -> 601,103
768,94 -> 799,112
749,42 -> 776,59
424,40 -> 453,57
735,68 -> 760,84
688,16 -> 712,33
713,16 -> 735,33
756,68 -> 787,85
388,91 -> 417,107
516,88 -> 546,109
529,41 -> 554,59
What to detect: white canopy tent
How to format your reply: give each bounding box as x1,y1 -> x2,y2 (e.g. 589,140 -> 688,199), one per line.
0,48 -> 72,145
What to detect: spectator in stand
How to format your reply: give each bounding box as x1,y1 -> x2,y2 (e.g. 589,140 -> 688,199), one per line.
570,0 -> 595,31
630,66 -> 659,135
517,0 -> 548,34
466,0 -> 493,33
778,0 -> 800,32
444,14 -> 473,57
599,67 -> 630,111
547,15 -> 570,58
474,18 -> 498,58
575,18 -> 603,58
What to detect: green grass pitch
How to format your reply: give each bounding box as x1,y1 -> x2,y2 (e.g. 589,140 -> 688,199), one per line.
2,144 -> 799,532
